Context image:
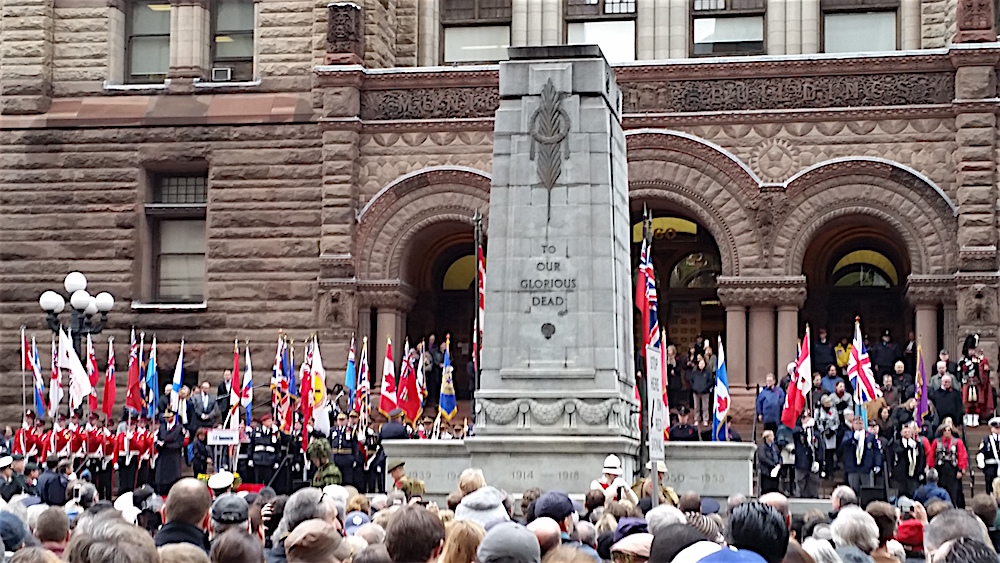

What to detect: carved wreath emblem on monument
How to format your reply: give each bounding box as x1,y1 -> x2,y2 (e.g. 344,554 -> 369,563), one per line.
529,78 -> 570,222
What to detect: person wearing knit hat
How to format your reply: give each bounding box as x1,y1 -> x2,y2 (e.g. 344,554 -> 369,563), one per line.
685,512 -> 724,544
285,519 -> 354,563
0,511 -> 28,554
455,486 -> 511,529
612,517 -> 648,544
477,522 -> 540,563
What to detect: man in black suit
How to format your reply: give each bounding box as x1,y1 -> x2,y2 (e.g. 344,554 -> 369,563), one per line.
379,408 -> 411,440
217,370 -> 233,417
189,381 -> 220,430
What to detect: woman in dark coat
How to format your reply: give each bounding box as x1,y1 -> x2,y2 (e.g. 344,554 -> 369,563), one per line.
757,429 -> 781,494
192,427 -> 210,477
155,409 -> 185,494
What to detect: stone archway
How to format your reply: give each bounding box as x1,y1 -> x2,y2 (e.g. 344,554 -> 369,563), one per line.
354,166 -> 491,387
775,158 -> 959,370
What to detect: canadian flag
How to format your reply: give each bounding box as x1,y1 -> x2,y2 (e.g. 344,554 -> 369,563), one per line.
378,337 -> 398,416
781,325 -> 813,428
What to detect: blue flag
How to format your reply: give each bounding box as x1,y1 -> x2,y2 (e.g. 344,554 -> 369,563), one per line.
145,337 -> 159,419
438,337 -> 457,420
712,338 -> 730,442
345,337 -> 356,410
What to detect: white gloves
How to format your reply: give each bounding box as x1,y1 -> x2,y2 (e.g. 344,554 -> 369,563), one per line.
811,461 -> 820,473
978,452 -> 986,470
770,465 -> 781,478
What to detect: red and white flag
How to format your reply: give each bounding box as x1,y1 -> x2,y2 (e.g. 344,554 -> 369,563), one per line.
378,337 -> 398,416
781,325 -> 813,428
102,337 -> 116,420
398,344 -> 422,423
86,334 -> 99,412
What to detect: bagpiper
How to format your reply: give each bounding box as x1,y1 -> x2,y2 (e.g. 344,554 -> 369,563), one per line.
960,334 -> 993,428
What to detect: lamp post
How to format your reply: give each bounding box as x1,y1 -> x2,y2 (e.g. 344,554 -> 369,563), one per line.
38,272 -> 114,359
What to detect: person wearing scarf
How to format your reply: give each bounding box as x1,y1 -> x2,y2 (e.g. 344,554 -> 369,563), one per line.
840,415 -> 883,496
931,422 -> 968,508
891,423 -> 926,498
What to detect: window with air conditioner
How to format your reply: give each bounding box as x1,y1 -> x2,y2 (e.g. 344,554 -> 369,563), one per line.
693,15 -> 765,55
212,0 -> 254,81
126,0 -> 170,83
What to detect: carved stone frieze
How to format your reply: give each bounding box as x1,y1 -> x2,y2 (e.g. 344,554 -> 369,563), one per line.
750,138 -> 801,182
318,287 -> 357,329
905,275 -> 957,305
474,398 -> 640,437
357,280 -> 417,310
717,276 -> 808,308
620,73 -> 955,114
360,88 -> 501,120
326,3 -> 365,64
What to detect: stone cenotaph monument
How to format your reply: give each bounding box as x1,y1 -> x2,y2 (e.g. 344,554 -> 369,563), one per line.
466,45 -> 640,493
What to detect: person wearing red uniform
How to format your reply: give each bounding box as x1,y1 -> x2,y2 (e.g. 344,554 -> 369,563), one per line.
47,415 -> 71,462
99,418 -> 115,500
67,413 -> 85,469
931,422 -> 969,508
136,416 -> 154,486
12,411 -> 36,461
30,419 -> 46,462
114,418 -> 142,495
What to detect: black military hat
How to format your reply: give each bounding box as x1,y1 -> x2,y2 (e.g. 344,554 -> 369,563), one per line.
24,463 -> 38,473
389,408 -> 403,419
11,455 -> 24,462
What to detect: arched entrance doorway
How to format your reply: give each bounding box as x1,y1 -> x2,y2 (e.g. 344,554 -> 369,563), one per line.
801,216 -> 911,349
404,222 -> 478,400
630,208 -> 724,355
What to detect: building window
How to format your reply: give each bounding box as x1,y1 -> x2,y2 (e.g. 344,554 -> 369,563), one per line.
127,0 -> 171,83
691,0 -> 765,56
146,175 -> 208,303
441,0 -> 512,63
565,0 -> 637,63
823,11 -> 897,52
212,0 -> 254,81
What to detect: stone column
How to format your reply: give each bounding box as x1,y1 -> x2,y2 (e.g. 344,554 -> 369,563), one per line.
653,0 -> 670,59
766,0 -> 785,55
800,0 -> 819,53
776,305 -> 799,373
376,308 -> 398,377
637,0 -> 655,59
667,0 -> 686,58
748,306 -> 776,384
540,0 -> 559,45
0,0 -> 53,114
511,0 -> 527,46
943,302 -> 958,357
725,306 -> 747,387
417,0 -> 439,64
526,0 -> 542,45
900,0 -> 921,49
168,0 -> 211,81
914,304 -> 937,369
784,0 -> 801,55
358,305 -> 372,342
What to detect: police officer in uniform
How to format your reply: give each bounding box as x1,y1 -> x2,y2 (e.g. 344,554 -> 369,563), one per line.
978,416 -> 1000,494
250,414 -> 281,485
330,413 -> 358,488
668,406 -> 698,442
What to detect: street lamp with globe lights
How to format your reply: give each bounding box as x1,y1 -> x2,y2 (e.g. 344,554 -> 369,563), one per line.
38,272 -> 114,358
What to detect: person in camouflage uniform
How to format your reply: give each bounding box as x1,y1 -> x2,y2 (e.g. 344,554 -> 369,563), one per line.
307,438 -> 342,488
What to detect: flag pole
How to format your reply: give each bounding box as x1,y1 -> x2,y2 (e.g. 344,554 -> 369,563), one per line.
20,326 -> 27,417
472,209 -> 483,418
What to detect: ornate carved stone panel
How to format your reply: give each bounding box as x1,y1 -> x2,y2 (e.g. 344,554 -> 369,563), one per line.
326,3 -> 365,64
620,73 -> 955,113
360,88 -> 501,120
954,0 -> 997,42
717,276 -> 808,308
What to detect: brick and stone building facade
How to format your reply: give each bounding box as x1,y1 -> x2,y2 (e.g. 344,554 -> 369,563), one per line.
2,0 -> 999,422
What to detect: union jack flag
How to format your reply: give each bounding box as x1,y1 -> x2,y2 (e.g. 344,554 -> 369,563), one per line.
847,317 -> 882,405
636,232 -> 660,349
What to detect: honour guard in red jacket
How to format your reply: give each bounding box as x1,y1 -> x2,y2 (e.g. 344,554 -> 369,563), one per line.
12,411 -> 38,461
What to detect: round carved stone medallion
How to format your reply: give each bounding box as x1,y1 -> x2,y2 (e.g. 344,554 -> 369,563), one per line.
750,138 -> 801,182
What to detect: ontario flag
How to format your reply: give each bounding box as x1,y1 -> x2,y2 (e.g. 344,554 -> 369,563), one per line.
847,317 -> 881,408
48,334 -> 63,418
22,329 -> 46,417
86,334 -> 99,412
781,325 -> 812,428
227,340 -> 241,430
101,337 -> 116,420
398,343 -> 422,423
125,328 -> 142,414
378,337 -> 398,416
635,230 -> 660,350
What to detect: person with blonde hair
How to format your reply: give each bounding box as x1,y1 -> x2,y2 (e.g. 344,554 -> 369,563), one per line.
439,520 -> 485,563
458,469 -> 486,497
346,495 -> 371,516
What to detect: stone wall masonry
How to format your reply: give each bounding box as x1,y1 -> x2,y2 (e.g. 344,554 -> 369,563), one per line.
51,6 -> 108,96
320,128 -> 361,258
363,0 -> 396,68
0,123 -> 328,425
394,0 -> 415,67
257,0 -> 314,90
0,0 -> 54,113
